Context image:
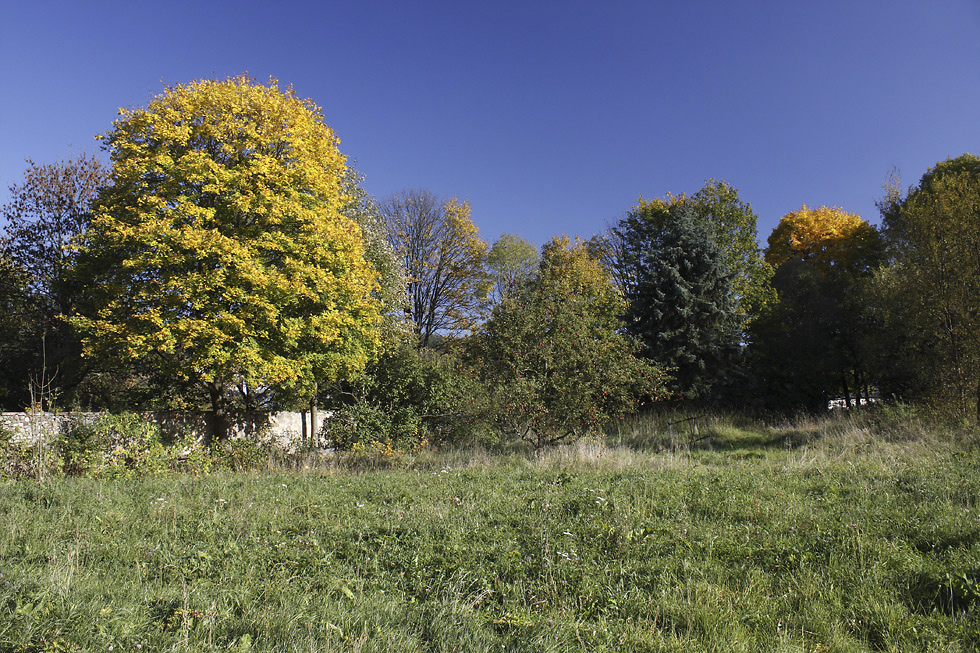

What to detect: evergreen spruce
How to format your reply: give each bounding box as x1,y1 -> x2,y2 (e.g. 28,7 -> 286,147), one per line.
615,204 -> 741,400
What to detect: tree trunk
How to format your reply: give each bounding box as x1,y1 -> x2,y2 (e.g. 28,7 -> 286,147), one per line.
841,374 -> 852,410
206,382 -> 228,444
975,366 -> 980,426
311,397 -> 318,449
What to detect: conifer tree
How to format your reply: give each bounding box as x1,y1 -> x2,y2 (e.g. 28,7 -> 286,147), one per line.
615,204 -> 741,400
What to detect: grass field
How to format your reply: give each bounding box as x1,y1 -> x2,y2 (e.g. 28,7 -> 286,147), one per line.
2,412 -> 979,651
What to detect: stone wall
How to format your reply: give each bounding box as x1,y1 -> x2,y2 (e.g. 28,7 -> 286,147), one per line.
0,410 -> 328,449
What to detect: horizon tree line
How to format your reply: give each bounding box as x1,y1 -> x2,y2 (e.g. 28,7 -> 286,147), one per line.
1,76 -> 977,444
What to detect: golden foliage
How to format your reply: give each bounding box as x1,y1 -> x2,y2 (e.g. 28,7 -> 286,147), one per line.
766,205 -> 879,274
72,75 -> 380,400
538,235 -> 622,325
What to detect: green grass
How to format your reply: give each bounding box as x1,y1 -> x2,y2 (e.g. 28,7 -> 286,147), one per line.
2,413 -> 979,651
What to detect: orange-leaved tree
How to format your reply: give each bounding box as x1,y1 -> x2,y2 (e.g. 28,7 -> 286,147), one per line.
765,205 -> 881,276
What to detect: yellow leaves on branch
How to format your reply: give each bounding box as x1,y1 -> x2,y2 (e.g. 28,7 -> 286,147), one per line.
633,191 -> 687,214
540,236 -> 617,299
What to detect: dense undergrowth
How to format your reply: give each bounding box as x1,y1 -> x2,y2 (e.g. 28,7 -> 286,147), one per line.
1,410 -> 978,651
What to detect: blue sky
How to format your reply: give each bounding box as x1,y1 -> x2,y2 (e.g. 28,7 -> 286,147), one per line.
2,0 -> 978,248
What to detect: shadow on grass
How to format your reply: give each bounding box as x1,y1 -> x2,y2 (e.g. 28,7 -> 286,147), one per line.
707,428 -> 820,453
907,567 -> 980,615
606,409 -> 848,457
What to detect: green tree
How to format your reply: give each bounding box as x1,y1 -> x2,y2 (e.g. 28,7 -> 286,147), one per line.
321,337 -> 483,452
340,164 -> 408,338
877,155 -> 980,419
879,155 -> 980,255
621,180 -> 773,334
614,203 -> 742,401
486,233 -> 538,304
476,236 -> 668,448
749,261 -> 849,411
380,188 -> 489,347
859,263 -> 931,405
71,76 -> 381,438
0,250 -> 31,408
0,155 -> 108,409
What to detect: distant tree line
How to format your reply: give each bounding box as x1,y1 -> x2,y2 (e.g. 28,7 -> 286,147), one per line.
2,75 -> 978,446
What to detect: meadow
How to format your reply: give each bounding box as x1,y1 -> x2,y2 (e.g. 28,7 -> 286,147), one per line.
1,411 -> 979,652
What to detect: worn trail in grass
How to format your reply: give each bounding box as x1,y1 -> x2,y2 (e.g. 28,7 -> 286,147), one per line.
2,419 -> 979,651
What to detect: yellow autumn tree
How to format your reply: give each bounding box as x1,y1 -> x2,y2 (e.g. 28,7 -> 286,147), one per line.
753,205 -> 884,410
765,205 -> 881,275
537,235 -> 623,328
71,76 -> 381,436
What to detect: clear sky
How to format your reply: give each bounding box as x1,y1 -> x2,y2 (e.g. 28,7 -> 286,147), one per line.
2,0 -> 978,248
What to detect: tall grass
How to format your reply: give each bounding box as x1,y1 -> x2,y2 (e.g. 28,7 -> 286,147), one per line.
1,410 -> 978,651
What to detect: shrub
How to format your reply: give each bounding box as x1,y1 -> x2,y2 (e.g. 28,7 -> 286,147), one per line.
56,412 -> 218,478
324,403 -> 423,453
209,437 -> 271,472
475,282 -> 670,448
321,339 -> 485,452
58,412 -> 160,477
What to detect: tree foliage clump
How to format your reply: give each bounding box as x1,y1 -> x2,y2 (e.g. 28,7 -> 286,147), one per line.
321,338 -> 484,453
614,203 -> 742,401
0,155 -> 108,409
339,164 -> 409,338
618,180 -> 772,334
752,206 -> 884,411
874,154 -> 980,420
380,188 -> 489,347
476,237 -> 668,448
766,205 -> 882,275
878,155 -> 980,256
71,76 -> 381,436
486,233 -> 539,304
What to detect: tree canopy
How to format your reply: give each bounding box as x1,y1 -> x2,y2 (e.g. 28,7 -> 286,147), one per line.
626,180 -> 772,333
70,76 -> 381,434
486,233 -> 538,304
766,205 -> 882,276
339,164 -> 409,341
476,236 -> 667,447
753,206 -> 884,411
877,156 -> 980,419
5,64 -> 980,433
614,202 -> 742,401
0,155 -> 108,409
380,188 -> 489,347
